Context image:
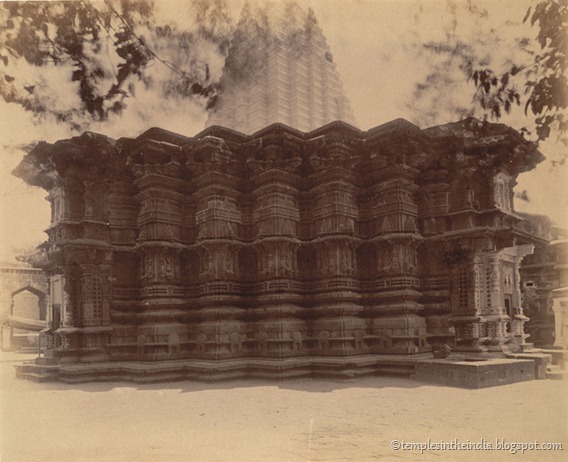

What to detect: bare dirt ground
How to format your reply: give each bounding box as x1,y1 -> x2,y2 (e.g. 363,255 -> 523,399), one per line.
1,351 -> 566,462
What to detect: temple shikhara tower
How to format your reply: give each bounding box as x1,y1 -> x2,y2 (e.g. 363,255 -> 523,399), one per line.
12,2 -> 555,386
206,1 -> 356,133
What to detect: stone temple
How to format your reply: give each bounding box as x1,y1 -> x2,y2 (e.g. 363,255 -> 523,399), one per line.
13,117 -> 548,385
11,2 -> 555,386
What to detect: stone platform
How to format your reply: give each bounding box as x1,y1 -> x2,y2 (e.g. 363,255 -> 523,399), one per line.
414,357 -> 539,388
15,353 -> 549,388
541,348 -> 568,380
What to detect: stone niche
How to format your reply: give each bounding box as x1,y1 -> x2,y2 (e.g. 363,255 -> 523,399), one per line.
13,117 -> 546,379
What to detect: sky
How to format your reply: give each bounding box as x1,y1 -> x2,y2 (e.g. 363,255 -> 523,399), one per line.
0,0 -> 566,261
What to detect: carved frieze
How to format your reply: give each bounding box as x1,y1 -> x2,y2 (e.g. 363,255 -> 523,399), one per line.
314,239 -> 357,277
244,138 -> 303,174
141,247 -> 180,283
196,243 -> 238,280
258,241 -> 299,278
196,196 -> 241,240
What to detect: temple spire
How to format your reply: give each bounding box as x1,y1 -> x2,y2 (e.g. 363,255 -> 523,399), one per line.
206,0 -> 357,133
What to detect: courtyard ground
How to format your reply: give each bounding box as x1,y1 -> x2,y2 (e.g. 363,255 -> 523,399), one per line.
1,350 -> 566,462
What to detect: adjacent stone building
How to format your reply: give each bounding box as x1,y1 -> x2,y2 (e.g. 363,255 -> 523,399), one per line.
518,214 -> 567,347
551,234 -> 568,349
12,117 -> 545,379
0,262 -> 47,350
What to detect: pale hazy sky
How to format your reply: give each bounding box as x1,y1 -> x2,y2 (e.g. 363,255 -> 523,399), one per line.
1,0 -> 566,261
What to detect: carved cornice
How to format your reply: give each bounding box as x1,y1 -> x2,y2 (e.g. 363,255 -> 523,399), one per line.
185,136 -> 241,176
13,132 -> 124,190
242,135 -> 304,176
414,117 -> 544,175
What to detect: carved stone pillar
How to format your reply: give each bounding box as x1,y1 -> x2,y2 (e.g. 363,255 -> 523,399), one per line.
416,172 -> 453,348
419,242 -> 454,348
131,140 -> 187,360
308,158 -> 365,356
364,164 -> 428,354
251,238 -> 304,357
502,245 -> 534,351
475,252 -> 509,351
448,244 -> 534,353
186,138 -> 244,359
447,246 -> 485,352
192,241 -> 242,359
47,247 -> 113,363
247,145 -> 305,357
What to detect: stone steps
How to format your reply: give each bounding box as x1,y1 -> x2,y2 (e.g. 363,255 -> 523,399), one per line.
546,365 -> 567,380
18,371 -> 59,382
15,361 -> 60,382
36,356 -> 60,366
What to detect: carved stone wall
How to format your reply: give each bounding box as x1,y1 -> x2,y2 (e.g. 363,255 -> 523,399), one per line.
13,118 -> 545,364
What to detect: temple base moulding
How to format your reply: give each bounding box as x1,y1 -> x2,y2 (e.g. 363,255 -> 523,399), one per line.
15,352 -> 550,388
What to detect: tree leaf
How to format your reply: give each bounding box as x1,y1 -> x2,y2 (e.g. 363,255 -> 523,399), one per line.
523,6 -> 532,23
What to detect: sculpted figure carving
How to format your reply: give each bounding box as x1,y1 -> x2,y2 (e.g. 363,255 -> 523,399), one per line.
196,334 -> 207,353
165,256 -> 174,280
137,335 -> 146,355
318,330 -> 330,350
257,331 -> 269,353
144,255 -> 154,280
291,331 -> 302,350
344,247 -> 354,273
159,255 -> 167,278
354,330 -> 365,350
168,332 -> 180,354
224,251 -> 234,274
229,332 -> 241,352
